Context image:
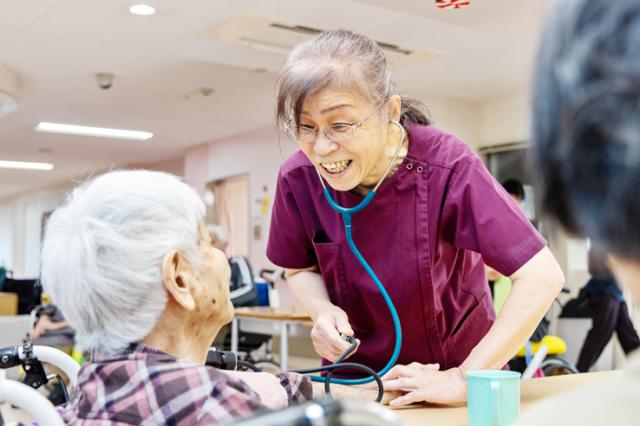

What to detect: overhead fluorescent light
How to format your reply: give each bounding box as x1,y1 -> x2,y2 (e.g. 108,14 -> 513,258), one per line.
129,4 -> 156,16
0,160 -> 53,171
35,122 -> 153,141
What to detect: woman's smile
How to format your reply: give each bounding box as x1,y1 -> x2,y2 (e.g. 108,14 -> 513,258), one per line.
320,159 -> 352,174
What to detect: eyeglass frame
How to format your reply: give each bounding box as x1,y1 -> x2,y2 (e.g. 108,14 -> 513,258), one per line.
285,102 -> 386,144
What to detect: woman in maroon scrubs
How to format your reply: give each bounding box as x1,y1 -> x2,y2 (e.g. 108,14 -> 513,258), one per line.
267,30 -> 564,406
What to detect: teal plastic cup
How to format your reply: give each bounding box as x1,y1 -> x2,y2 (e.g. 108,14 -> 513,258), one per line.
467,370 -> 521,426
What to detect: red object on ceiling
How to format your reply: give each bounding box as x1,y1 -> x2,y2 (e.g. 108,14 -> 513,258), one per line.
436,0 -> 471,9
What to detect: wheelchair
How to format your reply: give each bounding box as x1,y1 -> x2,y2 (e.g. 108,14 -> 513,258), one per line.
491,278 -> 579,377
218,267 -> 282,372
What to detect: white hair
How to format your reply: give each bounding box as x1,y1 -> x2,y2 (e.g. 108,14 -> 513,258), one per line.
40,170 -> 205,354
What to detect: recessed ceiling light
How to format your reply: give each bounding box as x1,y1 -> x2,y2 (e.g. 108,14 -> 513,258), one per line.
129,4 -> 156,16
0,160 -> 53,171
35,122 -> 153,141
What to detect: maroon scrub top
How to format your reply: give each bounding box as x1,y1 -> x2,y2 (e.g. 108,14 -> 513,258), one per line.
267,124 -> 546,376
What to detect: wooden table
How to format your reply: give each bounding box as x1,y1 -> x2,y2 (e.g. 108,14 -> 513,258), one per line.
232,309 -> 622,424
231,307 -> 312,371
394,370 -> 623,425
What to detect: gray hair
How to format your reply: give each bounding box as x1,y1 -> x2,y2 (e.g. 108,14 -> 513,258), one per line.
276,29 -> 430,130
40,170 -> 205,354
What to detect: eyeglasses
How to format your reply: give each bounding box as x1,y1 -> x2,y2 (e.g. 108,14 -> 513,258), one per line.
285,104 -> 382,145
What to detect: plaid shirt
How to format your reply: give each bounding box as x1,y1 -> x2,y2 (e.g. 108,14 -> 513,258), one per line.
61,344 -> 312,425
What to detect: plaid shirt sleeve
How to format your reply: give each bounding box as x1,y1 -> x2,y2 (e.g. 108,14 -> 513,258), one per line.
197,372 -> 312,423
197,376 -> 266,423
276,372 -> 313,404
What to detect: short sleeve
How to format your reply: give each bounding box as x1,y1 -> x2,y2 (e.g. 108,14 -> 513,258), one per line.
441,156 -> 546,276
266,171 -> 316,269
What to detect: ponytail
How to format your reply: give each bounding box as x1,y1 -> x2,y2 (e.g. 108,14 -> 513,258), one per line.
399,96 -> 431,128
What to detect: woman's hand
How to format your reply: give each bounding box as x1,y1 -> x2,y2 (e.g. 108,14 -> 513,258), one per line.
310,306 -> 360,361
285,267 -> 359,361
382,363 -> 467,407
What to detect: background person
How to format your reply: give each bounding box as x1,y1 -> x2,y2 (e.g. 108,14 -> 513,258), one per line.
576,246 -> 640,372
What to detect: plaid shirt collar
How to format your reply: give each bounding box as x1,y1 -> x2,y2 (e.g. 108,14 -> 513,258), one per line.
90,342 -> 165,362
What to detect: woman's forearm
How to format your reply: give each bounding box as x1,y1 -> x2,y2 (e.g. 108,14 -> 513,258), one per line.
461,247 -> 564,372
285,267 -> 335,320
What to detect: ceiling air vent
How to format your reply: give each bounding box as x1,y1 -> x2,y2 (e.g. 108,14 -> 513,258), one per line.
202,14 -> 441,70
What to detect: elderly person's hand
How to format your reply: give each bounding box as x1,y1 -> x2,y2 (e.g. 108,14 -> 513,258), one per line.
225,371 -> 288,409
381,363 -> 466,407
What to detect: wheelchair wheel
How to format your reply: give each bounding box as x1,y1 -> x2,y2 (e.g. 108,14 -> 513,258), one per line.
540,356 -> 579,376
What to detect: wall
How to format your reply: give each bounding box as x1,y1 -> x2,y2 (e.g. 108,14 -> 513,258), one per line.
419,94 -> 482,150
2,186 -> 71,277
479,91 -> 530,148
185,127 -> 298,271
128,156 -> 185,177
0,205 -> 12,269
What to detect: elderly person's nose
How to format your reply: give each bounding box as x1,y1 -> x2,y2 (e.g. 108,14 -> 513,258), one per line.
312,132 -> 339,156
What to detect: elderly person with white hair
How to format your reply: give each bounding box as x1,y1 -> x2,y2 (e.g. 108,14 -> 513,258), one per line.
40,170 -> 312,425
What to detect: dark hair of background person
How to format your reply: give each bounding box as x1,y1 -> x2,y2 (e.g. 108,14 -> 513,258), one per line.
532,0 -> 640,262
501,178 -> 525,201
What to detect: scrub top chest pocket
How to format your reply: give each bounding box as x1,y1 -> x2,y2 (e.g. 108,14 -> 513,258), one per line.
312,230 -> 354,305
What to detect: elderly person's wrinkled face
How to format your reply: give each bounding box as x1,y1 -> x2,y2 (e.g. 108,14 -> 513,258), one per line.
151,221 -> 234,362
162,223 -> 234,329
195,224 -> 233,323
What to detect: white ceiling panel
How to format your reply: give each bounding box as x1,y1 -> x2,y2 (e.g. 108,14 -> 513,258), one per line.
0,0 -> 551,200
0,0 -> 62,32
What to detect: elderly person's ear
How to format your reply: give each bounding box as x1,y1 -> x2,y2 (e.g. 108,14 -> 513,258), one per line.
162,249 -> 196,311
387,95 -> 401,123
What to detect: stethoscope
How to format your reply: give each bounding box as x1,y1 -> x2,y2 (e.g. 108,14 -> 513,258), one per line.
307,121 -> 406,386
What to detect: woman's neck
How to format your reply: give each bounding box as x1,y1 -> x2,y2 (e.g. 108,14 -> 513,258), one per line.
354,132 -> 408,196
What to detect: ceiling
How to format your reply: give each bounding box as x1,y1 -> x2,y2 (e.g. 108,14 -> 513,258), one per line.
0,0 -> 551,201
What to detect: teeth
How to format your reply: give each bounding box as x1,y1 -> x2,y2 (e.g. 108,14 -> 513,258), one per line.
321,160 -> 350,174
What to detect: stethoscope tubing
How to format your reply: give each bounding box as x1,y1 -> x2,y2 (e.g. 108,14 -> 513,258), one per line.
309,121 -> 406,386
